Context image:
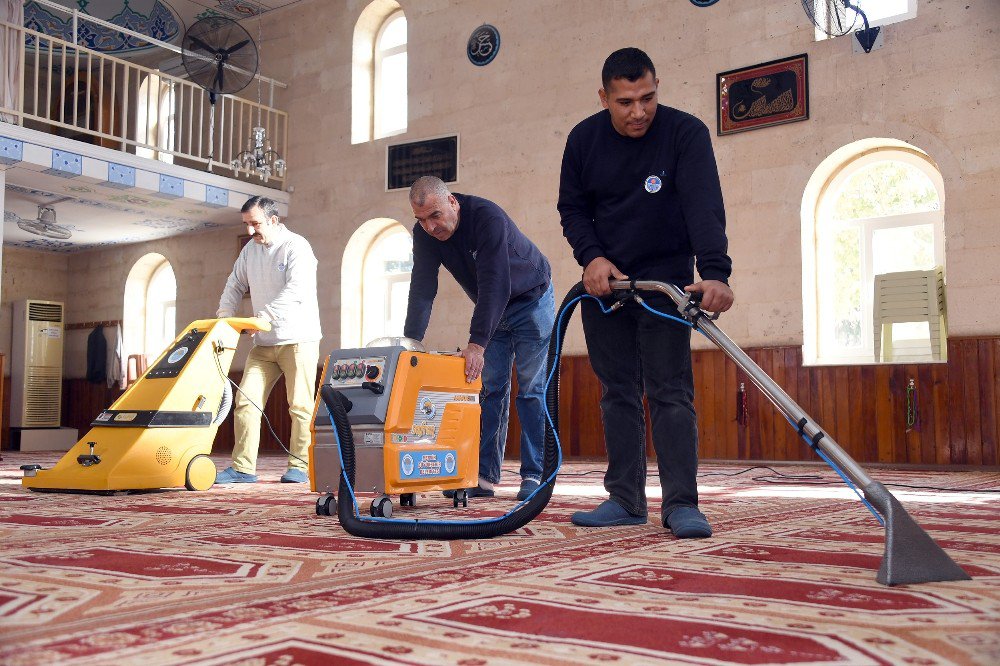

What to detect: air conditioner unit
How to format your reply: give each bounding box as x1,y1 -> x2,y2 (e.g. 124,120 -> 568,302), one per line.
11,299 -> 65,428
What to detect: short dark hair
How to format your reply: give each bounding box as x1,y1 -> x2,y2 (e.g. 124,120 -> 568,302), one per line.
241,195 -> 279,219
601,47 -> 656,90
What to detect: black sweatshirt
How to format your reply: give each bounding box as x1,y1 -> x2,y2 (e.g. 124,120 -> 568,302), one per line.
404,193 -> 551,348
558,104 -> 732,286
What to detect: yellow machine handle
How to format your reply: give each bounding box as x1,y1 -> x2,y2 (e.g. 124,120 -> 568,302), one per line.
224,317 -> 272,333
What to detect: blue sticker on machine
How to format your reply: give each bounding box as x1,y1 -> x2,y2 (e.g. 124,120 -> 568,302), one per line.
399,450 -> 459,479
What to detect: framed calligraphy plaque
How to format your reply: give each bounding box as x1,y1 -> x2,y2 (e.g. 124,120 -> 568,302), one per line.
717,54 -> 808,136
467,24 -> 500,66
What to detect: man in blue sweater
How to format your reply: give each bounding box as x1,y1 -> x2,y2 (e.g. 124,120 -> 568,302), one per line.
404,176 -> 553,501
558,48 -> 734,536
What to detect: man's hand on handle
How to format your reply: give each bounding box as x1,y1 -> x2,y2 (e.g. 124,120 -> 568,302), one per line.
583,257 -> 628,296
684,280 -> 734,314
460,343 -> 485,383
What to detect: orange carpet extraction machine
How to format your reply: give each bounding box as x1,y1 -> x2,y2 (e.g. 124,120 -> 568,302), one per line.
309,340 -> 482,518
20,317 -> 270,493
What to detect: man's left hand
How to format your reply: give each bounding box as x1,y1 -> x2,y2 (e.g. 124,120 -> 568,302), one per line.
684,280 -> 734,313
459,343 -> 486,383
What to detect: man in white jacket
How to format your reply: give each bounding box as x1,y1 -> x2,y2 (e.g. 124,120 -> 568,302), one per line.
215,196 -> 322,483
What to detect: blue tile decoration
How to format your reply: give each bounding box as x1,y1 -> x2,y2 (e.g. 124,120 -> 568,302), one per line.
0,137 -> 23,165
45,150 -> 82,177
204,185 -> 229,208
157,174 -> 184,198
23,1 -> 180,55
105,163 -> 136,189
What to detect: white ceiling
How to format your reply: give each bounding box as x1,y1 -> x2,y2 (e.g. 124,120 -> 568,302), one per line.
3,174 -> 234,253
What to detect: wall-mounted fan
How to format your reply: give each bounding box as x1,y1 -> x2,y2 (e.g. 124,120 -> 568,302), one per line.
181,17 -> 259,168
801,0 -> 881,53
5,205 -> 72,240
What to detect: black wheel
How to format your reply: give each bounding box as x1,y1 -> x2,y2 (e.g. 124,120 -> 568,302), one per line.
400,493 -> 416,507
370,496 -> 392,518
315,494 -> 335,516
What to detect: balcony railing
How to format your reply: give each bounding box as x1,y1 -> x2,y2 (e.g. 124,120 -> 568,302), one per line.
0,2 -> 288,188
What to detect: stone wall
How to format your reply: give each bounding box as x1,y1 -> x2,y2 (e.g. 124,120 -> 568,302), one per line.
4,0 -> 997,366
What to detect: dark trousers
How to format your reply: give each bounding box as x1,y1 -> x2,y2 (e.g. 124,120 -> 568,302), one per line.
581,297 -> 699,519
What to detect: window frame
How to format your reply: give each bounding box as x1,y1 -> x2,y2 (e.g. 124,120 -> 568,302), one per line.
144,259 -> 177,363
373,9 -> 407,140
812,147 -> 945,365
359,223 -> 413,345
812,0 -> 917,41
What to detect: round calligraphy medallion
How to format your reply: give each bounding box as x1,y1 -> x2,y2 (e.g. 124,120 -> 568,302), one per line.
467,24 -> 500,66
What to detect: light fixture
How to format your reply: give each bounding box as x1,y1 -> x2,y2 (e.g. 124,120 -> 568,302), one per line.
231,126 -> 285,181
230,10 -> 286,182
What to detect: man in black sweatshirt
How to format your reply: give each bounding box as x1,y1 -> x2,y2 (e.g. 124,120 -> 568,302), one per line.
404,176 -> 554,501
558,47 -> 734,536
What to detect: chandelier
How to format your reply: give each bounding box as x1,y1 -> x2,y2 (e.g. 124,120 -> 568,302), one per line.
230,13 -> 286,182
231,126 -> 285,182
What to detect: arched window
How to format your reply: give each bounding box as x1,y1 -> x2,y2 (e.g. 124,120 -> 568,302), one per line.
351,1 -> 405,144
123,253 -> 177,367
136,74 -> 175,163
341,219 -> 413,347
145,260 -> 177,359
802,142 -> 945,364
374,11 -> 407,139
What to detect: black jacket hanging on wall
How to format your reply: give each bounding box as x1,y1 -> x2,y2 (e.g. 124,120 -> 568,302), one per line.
86,325 -> 107,384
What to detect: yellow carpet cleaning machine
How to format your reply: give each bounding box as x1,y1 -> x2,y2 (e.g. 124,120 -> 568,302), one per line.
20,317 -> 269,493
318,280 -> 970,585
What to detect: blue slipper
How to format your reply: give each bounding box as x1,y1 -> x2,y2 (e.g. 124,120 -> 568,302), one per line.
571,500 -> 647,527
280,468 -> 309,483
215,467 -> 258,484
664,506 -> 712,538
516,479 -> 540,501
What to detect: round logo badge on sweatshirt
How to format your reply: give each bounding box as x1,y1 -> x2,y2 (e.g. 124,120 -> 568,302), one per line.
644,175 -> 662,193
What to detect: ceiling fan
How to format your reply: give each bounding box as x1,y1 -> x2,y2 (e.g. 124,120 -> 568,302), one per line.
5,204 -> 73,240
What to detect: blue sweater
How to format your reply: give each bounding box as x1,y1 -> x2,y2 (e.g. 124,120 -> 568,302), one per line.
404,193 -> 551,348
558,104 -> 732,286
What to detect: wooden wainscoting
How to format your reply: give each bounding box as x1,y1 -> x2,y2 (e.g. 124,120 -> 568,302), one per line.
504,336 -> 999,467
5,337 -> 996,466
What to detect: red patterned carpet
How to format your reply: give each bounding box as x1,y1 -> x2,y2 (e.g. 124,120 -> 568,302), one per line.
1,452 -> 998,666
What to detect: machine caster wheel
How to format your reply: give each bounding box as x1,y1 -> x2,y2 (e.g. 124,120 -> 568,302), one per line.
453,488 -> 468,508
370,496 -> 393,518
316,494 -> 335,516
185,455 -> 216,491
400,493 -> 416,507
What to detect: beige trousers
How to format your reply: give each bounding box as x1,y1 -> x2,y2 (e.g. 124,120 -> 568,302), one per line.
232,341 -> 320,474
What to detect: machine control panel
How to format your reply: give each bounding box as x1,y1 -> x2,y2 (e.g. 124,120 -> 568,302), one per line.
328,355 -> 387,387
147,330 -> 207,379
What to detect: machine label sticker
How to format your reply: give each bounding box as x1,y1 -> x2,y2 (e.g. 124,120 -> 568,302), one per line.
41,327 -> 62,338
168,347 -> 189,364
114,412 -> 137,422
398,450 -> 458,480
355,431 -> 383,448
644,175 -> 662,193
95,411 -> 112,422
407,391 -> 480,445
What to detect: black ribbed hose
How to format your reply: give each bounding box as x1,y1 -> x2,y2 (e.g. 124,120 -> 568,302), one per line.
321,281 -> 588,539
